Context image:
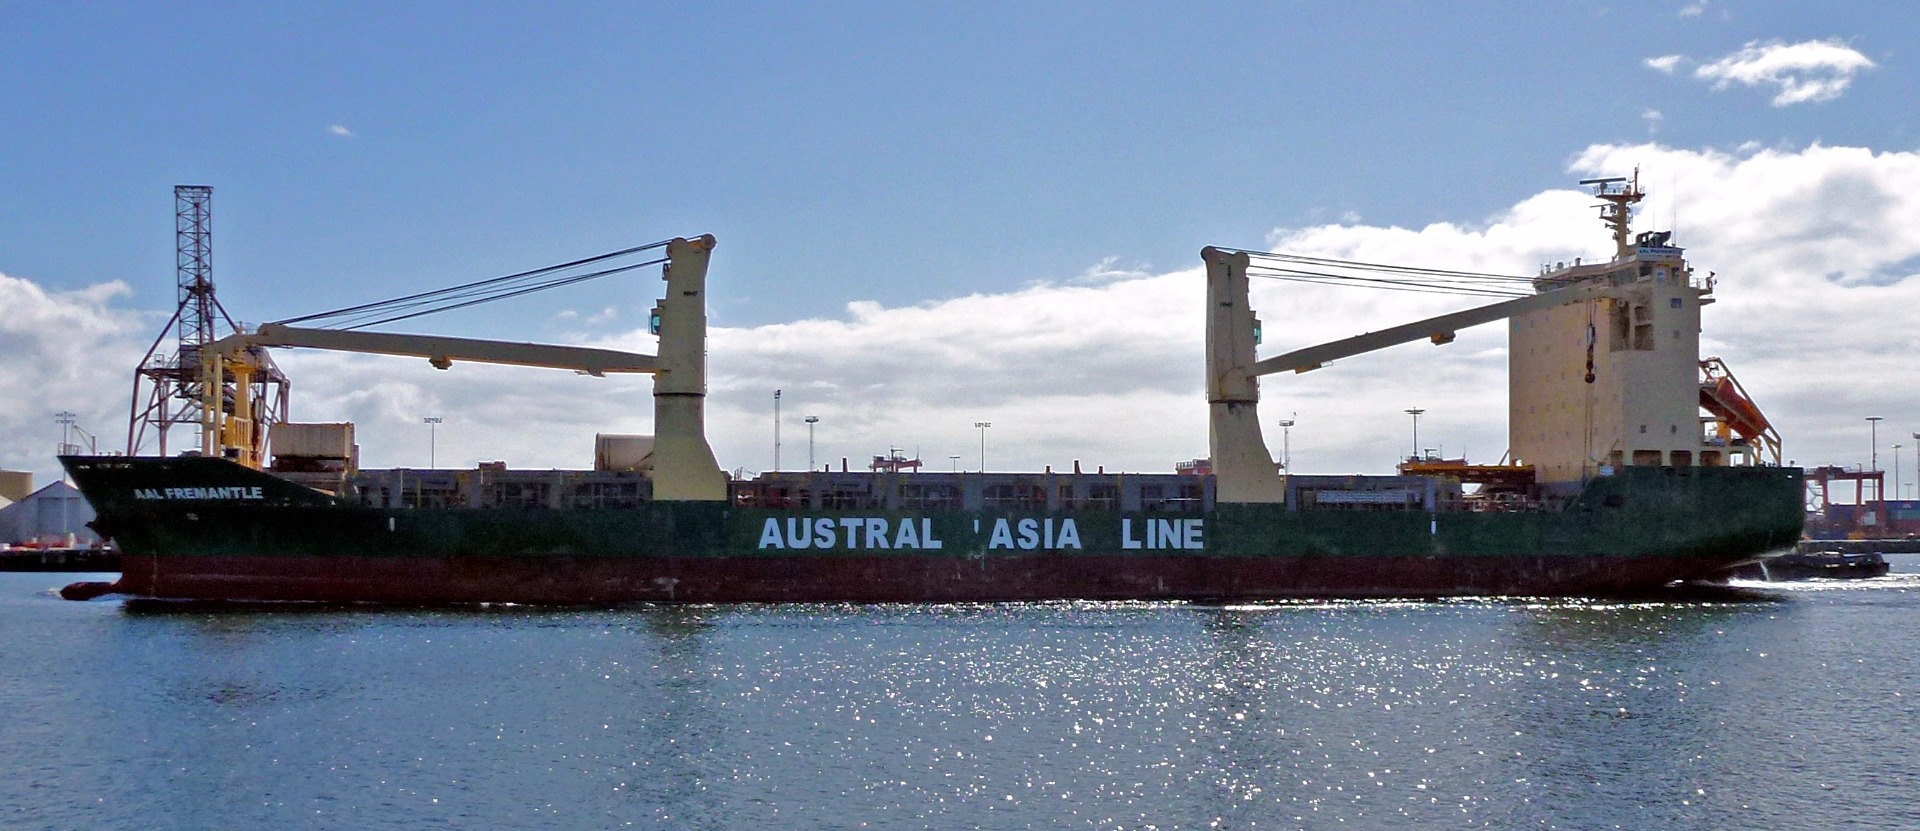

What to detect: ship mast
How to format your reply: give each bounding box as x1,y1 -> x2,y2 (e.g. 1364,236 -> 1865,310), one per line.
1579,168 -> 1643,260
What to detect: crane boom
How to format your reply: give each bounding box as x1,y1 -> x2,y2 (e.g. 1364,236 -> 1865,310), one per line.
193,234 -> 726,502
1250,283 -> 1622,376
226,323 -> 660,376
1204,242 -> 1639,503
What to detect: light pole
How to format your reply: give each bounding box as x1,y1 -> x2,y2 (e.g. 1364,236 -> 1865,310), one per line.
1896,444 -> 1905,502
949,454 -> 961,472
1277,415 -> 1295,471
975,422 -> 991,472
55,412 -> 77,538
422,417 -> 442,468
1404,408 -> 1425,462
1867,417 -> 1883,470
55,411 -> 77,457
805,415 -> 819,471
773,390 -> 782,471
1911,432 -> 1919,499
1866,416 -> 1883,506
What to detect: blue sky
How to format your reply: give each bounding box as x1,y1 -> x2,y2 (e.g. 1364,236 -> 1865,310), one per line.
7,2 -> 1908,326
4,2 -> 1917,490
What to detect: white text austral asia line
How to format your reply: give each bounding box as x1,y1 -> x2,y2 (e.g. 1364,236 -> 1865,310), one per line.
755,516 -> 1206,551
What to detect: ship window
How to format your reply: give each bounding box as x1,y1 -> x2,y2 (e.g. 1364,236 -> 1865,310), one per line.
1671,450 -> 1692,466
1701,450 -> 1723,467
1609,303 -> 1630,351
1632,450 -> 1663,466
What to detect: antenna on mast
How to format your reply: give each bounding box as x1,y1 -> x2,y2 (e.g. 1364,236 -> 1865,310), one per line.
1671,173 -> 1679,245
1579,167 -> 1643,259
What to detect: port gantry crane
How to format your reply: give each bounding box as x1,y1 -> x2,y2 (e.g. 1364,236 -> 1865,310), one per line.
197,235 -> 728,501
128,186 -> 293,461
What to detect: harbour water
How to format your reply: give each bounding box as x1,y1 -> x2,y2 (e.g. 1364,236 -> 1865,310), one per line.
4,561 -> 1918,830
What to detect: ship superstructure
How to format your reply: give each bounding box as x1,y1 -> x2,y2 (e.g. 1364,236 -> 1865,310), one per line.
1510,174 -> 1776,484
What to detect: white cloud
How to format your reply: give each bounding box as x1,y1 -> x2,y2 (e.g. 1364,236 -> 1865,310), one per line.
329,124 -> 355,138
0,275 -> 151,484
1693,39 -> 1875,106
7,141 -> 1920,483
1645,54 -> 1685,74
1643,109 -> 1664,133
1070,256 -> 1152,285
1678,2 -> 1707,18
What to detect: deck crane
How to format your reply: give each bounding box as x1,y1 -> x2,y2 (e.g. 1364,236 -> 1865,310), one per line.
1203,178 -> 1780,503
1202,245 -> 1641,502
197,235 -> 728,501
1203,174 -> 1803,502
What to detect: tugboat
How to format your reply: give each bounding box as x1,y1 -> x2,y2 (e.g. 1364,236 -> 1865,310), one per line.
1730,542 -> 1893,581
1762,549 -> 1892,580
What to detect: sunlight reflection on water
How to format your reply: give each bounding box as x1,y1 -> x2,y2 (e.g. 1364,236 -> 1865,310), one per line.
3,574 -> 1918,830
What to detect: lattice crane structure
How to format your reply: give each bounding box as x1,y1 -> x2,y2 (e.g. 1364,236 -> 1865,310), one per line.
127,185 -> 290,461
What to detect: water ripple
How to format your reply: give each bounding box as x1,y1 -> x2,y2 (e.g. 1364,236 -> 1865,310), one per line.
2,573 -> 1919,829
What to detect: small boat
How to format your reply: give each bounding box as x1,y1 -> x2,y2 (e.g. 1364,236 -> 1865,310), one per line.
1729,549 -> 1891,581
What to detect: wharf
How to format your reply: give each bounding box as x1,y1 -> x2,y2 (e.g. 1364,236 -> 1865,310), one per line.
0,549 -> 120,572
1802,539 -> 1920,555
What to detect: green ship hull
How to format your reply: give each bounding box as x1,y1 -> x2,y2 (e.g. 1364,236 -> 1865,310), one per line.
60,456 -> 1803,603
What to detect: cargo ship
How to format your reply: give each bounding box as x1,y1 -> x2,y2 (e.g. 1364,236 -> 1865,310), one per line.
59,177 -> 1804,603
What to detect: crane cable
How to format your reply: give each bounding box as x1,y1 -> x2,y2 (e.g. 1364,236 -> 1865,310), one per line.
1216,247 -> 1536,299
273,240 -> 674,330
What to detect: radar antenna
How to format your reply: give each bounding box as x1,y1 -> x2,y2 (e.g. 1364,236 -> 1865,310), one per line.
1579,168 -> 1643,259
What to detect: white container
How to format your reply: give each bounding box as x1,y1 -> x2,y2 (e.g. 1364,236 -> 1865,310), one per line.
273,422 -> 356,459
595,434 -> 654,472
